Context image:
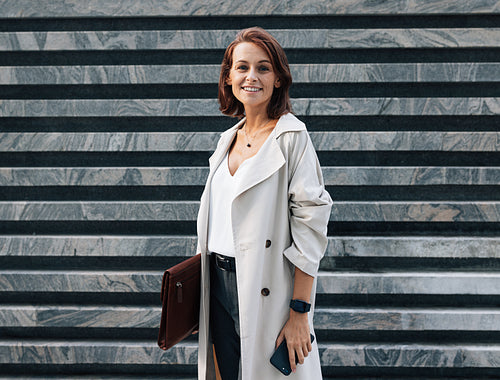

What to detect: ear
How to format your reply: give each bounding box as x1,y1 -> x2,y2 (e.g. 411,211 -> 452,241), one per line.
226,77 -> 232,86
274,79 -> 281,88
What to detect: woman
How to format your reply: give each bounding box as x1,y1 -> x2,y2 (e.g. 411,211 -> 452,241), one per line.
196,27 -> 332,380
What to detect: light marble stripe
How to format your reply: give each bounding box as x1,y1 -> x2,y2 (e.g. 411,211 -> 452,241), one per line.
0,339 -> 498,368
2,63 -> 500,84
1,132 -> 499,152
326,237 -> 500,258
1,0 -> 499,17
1,236 -> 499,258
1,270 -> 498,294
315,307 -> 500,331
2,98 -> 499,117
1,29 -> 499,51
0,340 -> 198,365
0,236 -> 197,257
0,270 -> 163,292
2,305 -> 499,331
0,201 -> 499,222
317,271 -> 500,295
318,343 -> 500,368
1,167 -> 499,186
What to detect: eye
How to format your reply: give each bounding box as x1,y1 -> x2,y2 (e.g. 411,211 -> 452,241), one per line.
259,66 -> 271,72
235,65 -> 248,71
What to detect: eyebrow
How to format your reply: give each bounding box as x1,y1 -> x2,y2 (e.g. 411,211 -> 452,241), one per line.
235,59 -> 271,64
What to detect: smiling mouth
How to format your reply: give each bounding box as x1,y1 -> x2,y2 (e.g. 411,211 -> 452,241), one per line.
242,87 -> 262,92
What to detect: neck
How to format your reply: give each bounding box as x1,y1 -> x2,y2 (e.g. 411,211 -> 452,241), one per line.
244,109 -> 270,134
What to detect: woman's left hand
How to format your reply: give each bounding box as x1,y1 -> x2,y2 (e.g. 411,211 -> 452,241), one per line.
275,310 -> 312,373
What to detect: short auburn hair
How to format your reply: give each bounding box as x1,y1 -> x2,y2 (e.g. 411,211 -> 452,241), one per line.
218,27 -> 292,119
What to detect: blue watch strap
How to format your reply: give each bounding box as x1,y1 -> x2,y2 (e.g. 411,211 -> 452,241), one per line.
289,299 -> 311,313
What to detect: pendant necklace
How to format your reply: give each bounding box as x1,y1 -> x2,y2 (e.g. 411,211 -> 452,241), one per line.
243,119 -> 271,148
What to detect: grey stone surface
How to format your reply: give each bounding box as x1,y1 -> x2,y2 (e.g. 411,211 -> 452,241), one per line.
2,98 -> 498,117
319,343 -> 500,368
330,201 -> 500,222
0,167 -> 209,186
1,132 -> 499,152
0,340 -> 198,365
1,236 -> 499,259
0,270 -> 162,292
1,29 -> 499,51
3,305 -> 500,331
0,201 -> 198,221
2,270 -> 498,295
0,305 -> 160,328
314,307 -> 500,331
1,0 -> 499,17
326,237 -> 500,258
3,63 -> 499,85
0,236 -> 197,257
317,271 -> 500,295
0,201 -> 499,222
0,339 -> 498,368
1,167 -> 498,186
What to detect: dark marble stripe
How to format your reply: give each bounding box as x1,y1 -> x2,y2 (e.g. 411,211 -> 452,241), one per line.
2,63 -> 499,85
1,98 -> 498,117
1,29 -> 499,51
1,132 -> 498,152
0,0 -> 498,17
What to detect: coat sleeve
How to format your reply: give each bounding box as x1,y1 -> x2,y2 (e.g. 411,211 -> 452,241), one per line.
282,130 -> 333,277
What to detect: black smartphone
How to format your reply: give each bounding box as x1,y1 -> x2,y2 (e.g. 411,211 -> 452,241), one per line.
270,334 -> 315,376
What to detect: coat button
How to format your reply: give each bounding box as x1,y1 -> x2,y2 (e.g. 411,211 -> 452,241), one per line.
261,288 -> 270,296
265,240 -> 271,248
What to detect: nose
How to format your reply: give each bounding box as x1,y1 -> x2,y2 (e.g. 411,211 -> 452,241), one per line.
246,66 -> 258,82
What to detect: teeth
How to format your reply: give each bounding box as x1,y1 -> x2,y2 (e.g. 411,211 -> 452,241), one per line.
243,87 -> 260,92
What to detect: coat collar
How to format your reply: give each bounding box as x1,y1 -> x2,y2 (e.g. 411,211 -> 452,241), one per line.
208,113 -> 306,198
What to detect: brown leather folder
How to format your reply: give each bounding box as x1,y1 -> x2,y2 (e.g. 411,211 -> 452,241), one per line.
158,253 -> 201,350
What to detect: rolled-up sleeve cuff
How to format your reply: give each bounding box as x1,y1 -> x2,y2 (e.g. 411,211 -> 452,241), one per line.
283,243 -> 320,278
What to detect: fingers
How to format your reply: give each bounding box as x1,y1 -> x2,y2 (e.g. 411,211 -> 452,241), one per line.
275,330 -> 285,349
287,340 -> 297,373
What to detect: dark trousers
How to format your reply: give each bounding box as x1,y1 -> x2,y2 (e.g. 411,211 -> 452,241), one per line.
210,253 -> 241,380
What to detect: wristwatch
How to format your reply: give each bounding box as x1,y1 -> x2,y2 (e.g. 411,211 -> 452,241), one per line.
289,299 -> 311,313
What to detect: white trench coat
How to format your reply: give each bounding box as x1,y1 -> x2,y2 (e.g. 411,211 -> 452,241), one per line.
196,113 -> 332,380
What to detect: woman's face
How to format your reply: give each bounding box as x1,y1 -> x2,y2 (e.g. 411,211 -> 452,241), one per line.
227,42 -> 280,114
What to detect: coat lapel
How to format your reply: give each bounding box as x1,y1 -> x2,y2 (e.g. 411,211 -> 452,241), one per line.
232,133 -> 285,199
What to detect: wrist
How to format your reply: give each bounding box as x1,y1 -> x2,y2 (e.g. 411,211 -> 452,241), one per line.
289,299 -> 311,313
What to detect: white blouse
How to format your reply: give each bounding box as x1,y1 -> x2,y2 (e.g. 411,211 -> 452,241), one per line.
208,131 -> 273,257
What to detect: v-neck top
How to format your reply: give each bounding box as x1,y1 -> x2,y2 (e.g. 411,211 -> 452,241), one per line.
207,127 -> 275,257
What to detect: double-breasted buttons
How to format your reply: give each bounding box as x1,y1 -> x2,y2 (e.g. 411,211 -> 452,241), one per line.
261,288 -> 270,296
265,240 -> 272,248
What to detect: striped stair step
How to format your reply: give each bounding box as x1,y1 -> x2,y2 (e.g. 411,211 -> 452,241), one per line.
1,98 -> 498,117
0,340 -> 498,368
1,132 -> 499,151
1,29 -> 499,51
2,63 -> 500,84
0,167 -> 499,186
1,0 -> 498,17
2,236 -> 499,258
2,305 -> 499,331
1,270 -> 498,295
0,201 -> 498,222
